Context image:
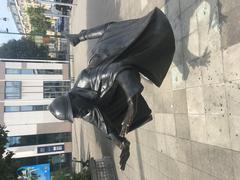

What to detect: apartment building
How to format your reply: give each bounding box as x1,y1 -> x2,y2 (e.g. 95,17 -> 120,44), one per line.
0,59 -> 72,169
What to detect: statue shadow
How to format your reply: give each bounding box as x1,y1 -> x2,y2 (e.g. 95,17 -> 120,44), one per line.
165,0 -> 227,80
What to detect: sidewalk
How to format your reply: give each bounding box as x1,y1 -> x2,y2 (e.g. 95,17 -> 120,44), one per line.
69,0 -> 240,179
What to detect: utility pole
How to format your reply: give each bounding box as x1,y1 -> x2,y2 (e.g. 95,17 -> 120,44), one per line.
0,58 -> 69,64
0,31 -> 65,38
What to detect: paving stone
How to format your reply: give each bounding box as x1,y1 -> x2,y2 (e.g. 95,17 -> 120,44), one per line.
155,113 -> 176,136
185,61 -> 203,88
154,90 -> 174,113
221,7 -> 240,49
165,135 -> 177,159
144,165 -> 168,180
232,151 -> 240,180
156,71 -> 172,92
201,51 -> 224,85
208,146 -> 234,180
177,162 -> 193,180
189,114 -> 208,143
229,115 -> 240,151
226,81 -> 240,116
192,141 -> 211,174
192,168 -> 221,180
173,89 -> 188,113
180,0 -> 199,13
165,0 -> 180,20
181,6 -> 198,38
223,43 -> 240,82
155,113 -> 165,134
169,15 -> 183,41
165,156 -> 180,180
175,113 -> 191,139
144,130 -> 158,150
141,146 -> 159,168
196,0 -> 220,28
203,83 -> 227,114
186,87 -> 205,114
140,0 -> 149,11
172,40 -> 184,66
198,24 -> 221,55
219,0 -> 240,14
156,133 -> 167,154
176,138 -> 192,165
157,152 -> 171,177
206,114 -> 231,148
171,65 -> 186,90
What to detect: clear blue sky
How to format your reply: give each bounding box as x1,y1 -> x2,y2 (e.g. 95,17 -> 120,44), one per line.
0,0 -> 21,45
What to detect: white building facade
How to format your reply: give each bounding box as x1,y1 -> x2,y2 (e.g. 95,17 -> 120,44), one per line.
0,60 -> 72,168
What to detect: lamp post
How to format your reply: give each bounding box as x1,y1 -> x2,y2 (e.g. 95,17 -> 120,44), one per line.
0,17 -> 8,21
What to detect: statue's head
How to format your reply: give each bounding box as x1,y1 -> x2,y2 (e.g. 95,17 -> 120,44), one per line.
49,94 -> 73,122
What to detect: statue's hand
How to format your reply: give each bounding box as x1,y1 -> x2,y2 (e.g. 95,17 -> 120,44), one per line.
63,30 -> 87,47
120,139 -> 130,170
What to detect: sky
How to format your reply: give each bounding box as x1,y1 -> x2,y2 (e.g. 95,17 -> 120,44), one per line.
0,0 -> 21,45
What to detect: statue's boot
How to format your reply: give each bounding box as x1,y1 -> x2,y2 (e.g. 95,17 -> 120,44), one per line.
64,34 -> 81,47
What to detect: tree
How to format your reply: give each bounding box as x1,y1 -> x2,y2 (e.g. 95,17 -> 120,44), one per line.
0,37 -> 49,59
26,7 -> 51,35
0,125 -> 18,180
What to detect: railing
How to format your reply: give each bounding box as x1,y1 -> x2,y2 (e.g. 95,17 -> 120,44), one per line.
89,157 -> 118,180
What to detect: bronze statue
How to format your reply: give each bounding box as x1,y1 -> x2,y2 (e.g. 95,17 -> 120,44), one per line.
49,7 -> 175,170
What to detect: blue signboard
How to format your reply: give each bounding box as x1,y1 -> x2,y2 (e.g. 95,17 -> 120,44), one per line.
37,144 -> 64,154
17,163 -> 50,180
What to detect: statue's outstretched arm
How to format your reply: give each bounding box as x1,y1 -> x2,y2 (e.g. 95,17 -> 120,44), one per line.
65,22 -> 114,46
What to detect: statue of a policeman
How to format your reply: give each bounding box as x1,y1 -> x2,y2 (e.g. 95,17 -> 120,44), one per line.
49,7 -> 175,170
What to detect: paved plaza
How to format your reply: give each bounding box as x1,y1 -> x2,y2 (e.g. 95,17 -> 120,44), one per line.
69,0 -> 240,179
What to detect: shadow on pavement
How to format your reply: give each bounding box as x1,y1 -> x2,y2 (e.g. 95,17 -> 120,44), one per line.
165,0 -> 227,80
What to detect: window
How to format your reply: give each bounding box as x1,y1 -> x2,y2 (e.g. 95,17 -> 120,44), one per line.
36,69 -> 62,75
7,132 -> 71,147
5,69 -> 21,74
15,153 -> 72,171
38,132 -> 71,145
5,68 -> 62,75
43,81 -> 70,98
4,106 -> 20,112
21,105 -> 33,111
5,81 -> 21,99
4,105 -> 48,112
21,69 -> 34,74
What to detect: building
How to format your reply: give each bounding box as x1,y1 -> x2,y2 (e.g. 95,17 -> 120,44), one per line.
0,59 -> 72,170
7,0 -> 27,33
